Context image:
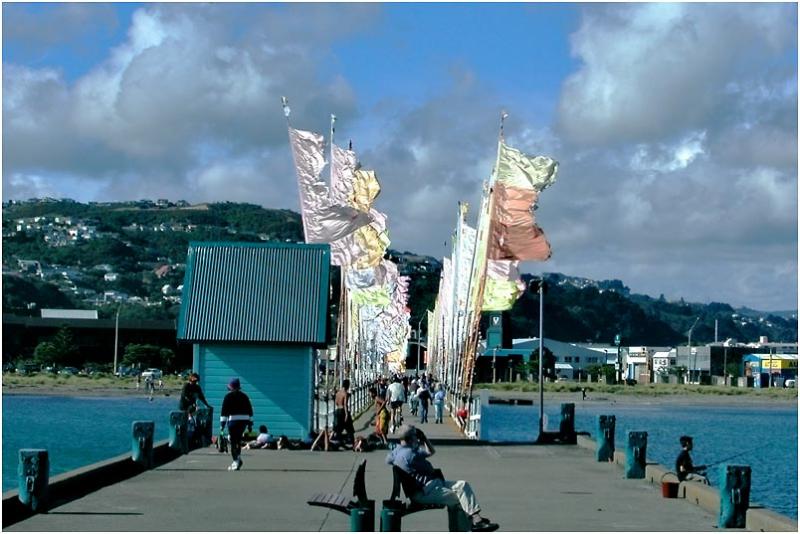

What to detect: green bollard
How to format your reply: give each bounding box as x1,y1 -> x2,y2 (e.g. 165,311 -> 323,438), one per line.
18,449 -> 49,512
169,410 -> 189,454
350,500 -> 375,531
559,403 -> 576,443
718,464 -> 751,528
380,500 -> 403,531
624,431 -> 647,478
195,406 -> 214,447
596,415 -> 615,462
132,421 -> 155,468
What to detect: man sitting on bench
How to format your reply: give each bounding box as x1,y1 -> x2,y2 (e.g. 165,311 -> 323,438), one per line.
386,425 -> 498,532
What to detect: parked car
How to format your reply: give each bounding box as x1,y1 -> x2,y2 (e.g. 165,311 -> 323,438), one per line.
141,368 -> 163,380
59,367 -> 80,375
785,379 -> 796,388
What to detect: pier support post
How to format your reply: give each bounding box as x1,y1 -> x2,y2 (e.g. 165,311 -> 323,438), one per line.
131,421 -> 155,468
596,415 -> 615,462
559,403 -> 576,444
18,449 -> 49,513
719,464 -> 751,528
624,431 -> 647,478
169,410 -> 189,454
350,500 -> 375,531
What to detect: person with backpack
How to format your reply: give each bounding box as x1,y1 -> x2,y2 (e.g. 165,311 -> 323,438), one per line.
416,383 -> 432,424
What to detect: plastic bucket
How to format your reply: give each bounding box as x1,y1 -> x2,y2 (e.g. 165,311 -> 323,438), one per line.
660,472 -> 679,498
661,481 -> 679,498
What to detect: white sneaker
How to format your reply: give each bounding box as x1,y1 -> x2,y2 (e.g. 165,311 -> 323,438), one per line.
228,461 -> 238,471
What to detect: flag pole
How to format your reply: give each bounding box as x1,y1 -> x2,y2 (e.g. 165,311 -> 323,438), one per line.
463,110 -> 506,398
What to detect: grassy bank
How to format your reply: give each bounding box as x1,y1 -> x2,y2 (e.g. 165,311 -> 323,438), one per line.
2,373 -> 184,394
475,381 -> 799,400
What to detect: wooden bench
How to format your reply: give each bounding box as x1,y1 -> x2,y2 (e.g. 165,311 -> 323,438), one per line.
307,459 -> 370,515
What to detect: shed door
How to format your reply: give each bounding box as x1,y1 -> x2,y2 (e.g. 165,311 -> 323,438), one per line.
198,344 -> 313,439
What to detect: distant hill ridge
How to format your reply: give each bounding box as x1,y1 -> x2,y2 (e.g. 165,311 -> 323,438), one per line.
3,199 -> 797,344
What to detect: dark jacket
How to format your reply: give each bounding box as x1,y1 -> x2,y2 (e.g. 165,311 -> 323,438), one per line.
220,390 -> 253,426
179,382 -> 208,411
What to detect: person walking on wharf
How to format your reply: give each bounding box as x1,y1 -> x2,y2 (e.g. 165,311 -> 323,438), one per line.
179,372 -> 210,411
416,383 -> 431,424
675,435 -> 708,483
220,378 -> 253,471
386,425 -> 498,532
334,379 -> 355,444
433,384 -> 446,424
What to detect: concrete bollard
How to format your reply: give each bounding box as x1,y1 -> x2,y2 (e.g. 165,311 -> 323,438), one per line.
350,500 -> 375,531
131,421 -> 155,468
195,406 -> 214,447
596,415 -> 615,462
380,500 -> 402,531
18,449 -> 49,512
719,464 -> 751,528
169,410 -> 189,454
559,403 -> 576,443
624,431 -> 647,478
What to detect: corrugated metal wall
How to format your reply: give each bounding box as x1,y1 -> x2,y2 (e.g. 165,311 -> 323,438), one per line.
198,344 -> 313,440
178,242 -> 329,344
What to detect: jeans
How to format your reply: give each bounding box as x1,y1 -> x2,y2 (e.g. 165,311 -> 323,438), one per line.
420,403 -> 428,423
434,402 -> 444,423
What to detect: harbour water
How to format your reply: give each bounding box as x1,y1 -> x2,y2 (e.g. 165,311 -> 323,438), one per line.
2,395 -> 174,494
3,393 -> 796,521
481,399 -> 798,519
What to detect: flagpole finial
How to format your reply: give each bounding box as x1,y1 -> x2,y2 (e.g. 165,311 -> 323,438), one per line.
281,96 -> 291,120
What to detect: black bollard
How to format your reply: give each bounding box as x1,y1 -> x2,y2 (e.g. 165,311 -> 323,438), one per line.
132,421 -> 155,468
559,403 -> 576,443
718,464 -> 751,528
624,431 -> 647,478
18,449 -> 49,513
596,415 -> 615,462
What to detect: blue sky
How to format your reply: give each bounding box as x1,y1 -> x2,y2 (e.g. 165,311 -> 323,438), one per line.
2,3 -> 797,312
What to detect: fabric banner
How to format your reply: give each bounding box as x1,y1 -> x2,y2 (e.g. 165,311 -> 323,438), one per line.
496,142 -> 558,192
489,182 -> 552,260
288,127 -> 372,243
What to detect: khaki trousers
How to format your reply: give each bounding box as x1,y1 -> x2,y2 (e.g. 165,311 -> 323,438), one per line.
413,479 -> 479,531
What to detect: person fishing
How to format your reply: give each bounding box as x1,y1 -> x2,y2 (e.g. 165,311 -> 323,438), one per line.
179,372 -> 210,411
675,435 -> 708,483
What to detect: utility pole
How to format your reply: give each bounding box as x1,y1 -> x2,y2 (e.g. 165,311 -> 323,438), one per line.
687,316 -> 700,383
615,334 -> 622,384
113,304 -> 121,377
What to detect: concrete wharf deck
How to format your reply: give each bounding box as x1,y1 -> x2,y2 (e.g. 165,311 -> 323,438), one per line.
5,405 -> 734,532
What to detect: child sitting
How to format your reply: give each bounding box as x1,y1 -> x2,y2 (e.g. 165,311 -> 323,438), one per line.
244,425 -> 273,449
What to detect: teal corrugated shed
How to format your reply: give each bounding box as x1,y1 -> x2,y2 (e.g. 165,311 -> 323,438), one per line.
198,344 -> 313,439
177,242 -> 330,345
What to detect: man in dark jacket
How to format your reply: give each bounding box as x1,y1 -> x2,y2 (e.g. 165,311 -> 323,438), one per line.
220,377 -> 253,471
178,372 -> 210,411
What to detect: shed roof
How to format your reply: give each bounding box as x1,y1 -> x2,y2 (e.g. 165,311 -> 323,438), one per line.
177,242 -> 330,345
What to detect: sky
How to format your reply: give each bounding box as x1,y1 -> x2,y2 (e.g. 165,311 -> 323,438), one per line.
2,2 -> 798,312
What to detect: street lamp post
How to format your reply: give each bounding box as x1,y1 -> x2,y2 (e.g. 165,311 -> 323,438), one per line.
113,304 -> 121,376
492,346 -> 498,384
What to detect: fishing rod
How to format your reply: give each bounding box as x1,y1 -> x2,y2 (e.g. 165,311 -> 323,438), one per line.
703,445 -> 763,468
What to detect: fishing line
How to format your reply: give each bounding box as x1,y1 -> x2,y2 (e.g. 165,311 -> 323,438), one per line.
704,445 -> 763,467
